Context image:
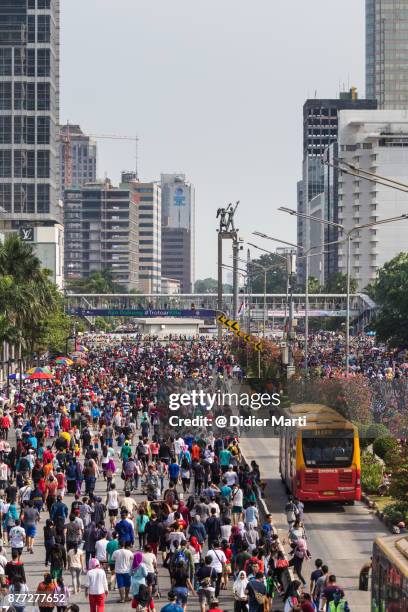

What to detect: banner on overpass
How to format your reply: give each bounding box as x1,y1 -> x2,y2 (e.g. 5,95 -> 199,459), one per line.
68,308 -> 216,318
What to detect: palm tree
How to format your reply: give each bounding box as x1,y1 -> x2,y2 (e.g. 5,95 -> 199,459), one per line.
0,234 -> 42,283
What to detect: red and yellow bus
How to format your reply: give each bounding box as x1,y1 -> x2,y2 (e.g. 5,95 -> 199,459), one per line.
279,403 -> 361,502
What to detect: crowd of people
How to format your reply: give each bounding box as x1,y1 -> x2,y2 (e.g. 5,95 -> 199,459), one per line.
0,333 -> 359,612
295,332 -> 408,380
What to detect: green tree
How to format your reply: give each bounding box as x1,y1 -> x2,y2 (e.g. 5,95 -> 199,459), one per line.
249,254 -> 287,293
307,276 -> 323,293
66,270 -> 127,294
324,272 -> 358,294
370,253 -> 408,347
0,235 -> 64,360
194,278 -> 232,293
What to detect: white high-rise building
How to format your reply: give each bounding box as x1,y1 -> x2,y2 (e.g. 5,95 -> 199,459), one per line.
337,109 -> 408,290
160,173 -> 195,293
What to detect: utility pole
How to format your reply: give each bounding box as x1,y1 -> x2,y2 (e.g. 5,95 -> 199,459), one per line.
287,252 -> 297,378
217,231 -> 223,341
216,202 -> 240,338
232,236 -> 239,320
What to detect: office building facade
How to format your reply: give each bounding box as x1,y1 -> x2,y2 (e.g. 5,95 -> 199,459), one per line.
121,173 -> 161,293
337,110 -> 408,290
366,0 -> 408,109
0,0 -> 62,283
59,123 -> 96,196
161,173 -> 195,293
298,91 -> 377,283
64,179 -> 138,290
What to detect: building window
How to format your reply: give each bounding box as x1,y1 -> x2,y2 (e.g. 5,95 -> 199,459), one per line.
37,116 -> 50,144
37,15 -> 50,43
37,49 -> 50,77
37,184 -> 50,213
0,117 -> 12,144
38,0 -> 51,8
0,151 -> 11,178
37,150 -> 50,178
0,49 -> 12,76
0,83 -> 11,110
0,184 -> 11,212
14,184 -> 35,214
27,49 -> 36,76
28,15 -> 36,43
37,82 -> 50,110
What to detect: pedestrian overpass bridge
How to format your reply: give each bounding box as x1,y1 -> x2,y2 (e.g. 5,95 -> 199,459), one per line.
65,293 -> 377,329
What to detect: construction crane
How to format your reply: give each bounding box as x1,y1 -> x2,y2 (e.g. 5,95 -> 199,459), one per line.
59,125 -> 139,189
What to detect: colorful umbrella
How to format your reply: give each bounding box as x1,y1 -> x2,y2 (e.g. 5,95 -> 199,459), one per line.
70,351 -> 87,358
74,358 -> 87,367
28,372 -> 54,380
26,366 -> 53,375
55,357 -> 74,366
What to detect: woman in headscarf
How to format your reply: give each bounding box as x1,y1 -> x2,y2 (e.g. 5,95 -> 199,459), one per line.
131,551 -> 148,603
233,570 -> 249,612
187,536 -> 201,588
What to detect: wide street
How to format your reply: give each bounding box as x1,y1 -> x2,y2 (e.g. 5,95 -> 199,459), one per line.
240,436 -> 387,612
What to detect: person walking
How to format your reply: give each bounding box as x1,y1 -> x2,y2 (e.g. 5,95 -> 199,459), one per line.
84,558 -> 109,612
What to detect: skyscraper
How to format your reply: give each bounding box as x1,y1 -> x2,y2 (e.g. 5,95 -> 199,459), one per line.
59,123 -> 97,196
0,0 -> 63,284
121,173 -> 162,293
161,173 -> 195,293
336,109 -> 408,289
298,90 -> 377,284
366,0 -> 408,109
64,179 -> 138,290
0,0 -> 60,222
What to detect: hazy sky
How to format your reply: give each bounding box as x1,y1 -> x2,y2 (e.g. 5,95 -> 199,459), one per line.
60,0 -> 365,280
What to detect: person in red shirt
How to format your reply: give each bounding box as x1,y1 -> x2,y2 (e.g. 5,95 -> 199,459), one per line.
191,443 -> 201,462
61,415 -> 71,432
42,447 -> 54,466
301,592 -> 315,612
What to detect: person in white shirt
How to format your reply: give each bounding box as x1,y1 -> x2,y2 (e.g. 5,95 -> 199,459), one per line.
9,520 -> 26,558
0,546 -> 7,575
95,536 -> 108,563
141,544 -> 157,575
207,543 -> 227,599
0,462 -> 8,489
224,467 -> 238,487
106,484 -> 119,528
112,541 -> 134,603
84,558 -> 109,609
209,501 -> 220,517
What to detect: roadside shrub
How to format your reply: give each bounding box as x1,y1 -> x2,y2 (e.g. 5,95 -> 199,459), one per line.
355,422 -> 370,449
361,451 -> 383,494
384,446 -> 402,469
366,423 -> 390,442
383,502 -> 408,525
373,436 -> 399,460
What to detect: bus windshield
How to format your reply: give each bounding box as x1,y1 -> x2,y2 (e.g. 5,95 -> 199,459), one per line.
302,433 -> 354,467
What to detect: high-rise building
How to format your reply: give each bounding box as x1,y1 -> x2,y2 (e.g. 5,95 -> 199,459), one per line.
336,109 -> 408,290
160,173 -> 195,293
0,0 -> 63,284
366,0 -> 408,109
121,173 -> 162,293
64,179 -> 138,290
298,90 -> 377,283
59,123 -> 97,196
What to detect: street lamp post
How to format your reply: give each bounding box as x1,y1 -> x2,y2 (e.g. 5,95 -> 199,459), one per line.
250,238 -> 331,374
278,207 -> 408,376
